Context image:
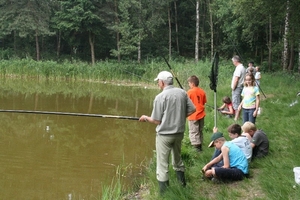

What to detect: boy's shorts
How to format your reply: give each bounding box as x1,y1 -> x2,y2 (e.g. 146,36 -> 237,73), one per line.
214,167 -> 245,181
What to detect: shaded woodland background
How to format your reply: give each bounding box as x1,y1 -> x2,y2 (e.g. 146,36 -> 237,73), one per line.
0,0 -> 299,72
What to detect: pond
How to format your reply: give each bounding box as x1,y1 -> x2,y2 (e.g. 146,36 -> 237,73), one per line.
0,78 -> 157,199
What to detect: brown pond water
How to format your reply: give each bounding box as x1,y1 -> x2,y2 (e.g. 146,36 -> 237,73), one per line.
0,78 -> 156,199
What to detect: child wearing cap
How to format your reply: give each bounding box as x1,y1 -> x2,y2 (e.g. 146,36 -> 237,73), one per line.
208,124 -> 252,167
202,130 -> 249,182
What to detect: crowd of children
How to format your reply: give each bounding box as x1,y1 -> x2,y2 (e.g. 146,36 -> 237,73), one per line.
194,57 -> 269,184
202,122 -> 269,182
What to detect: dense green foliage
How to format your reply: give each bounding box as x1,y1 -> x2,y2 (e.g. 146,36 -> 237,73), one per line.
0,0 -> 300,71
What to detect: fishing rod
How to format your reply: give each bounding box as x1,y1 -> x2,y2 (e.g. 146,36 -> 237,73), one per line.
0,109 -> 139,120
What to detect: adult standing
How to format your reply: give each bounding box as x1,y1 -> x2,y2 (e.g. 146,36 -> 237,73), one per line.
231,55 -> 246,120
187,75 -> 207,152
139,71 -> 196,195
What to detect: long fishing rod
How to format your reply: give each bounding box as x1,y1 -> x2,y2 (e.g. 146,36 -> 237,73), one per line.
0,109 -> 139,120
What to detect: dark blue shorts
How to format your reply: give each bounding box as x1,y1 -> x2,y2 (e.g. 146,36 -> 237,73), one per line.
214,167 -> 245,181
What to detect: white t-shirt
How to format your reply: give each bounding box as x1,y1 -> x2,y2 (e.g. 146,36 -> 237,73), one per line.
255,71 -> 261,80
232,136 -> 252,162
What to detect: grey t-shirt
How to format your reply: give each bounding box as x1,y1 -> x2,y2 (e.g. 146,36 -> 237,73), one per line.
252,130 -> 269,158
231,64 -> 246,89
151,85 -> 195,135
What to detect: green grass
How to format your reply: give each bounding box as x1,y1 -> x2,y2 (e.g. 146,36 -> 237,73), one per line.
120,68 -> 300,199
1,58 -> 300,199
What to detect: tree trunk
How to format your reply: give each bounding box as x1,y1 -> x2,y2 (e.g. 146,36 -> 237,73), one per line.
298,42 -> 300,73
201,2 -> 206,58
137,0 -> 141,63
137,40 -> 141,63
282,0 -> 290,70
14,30 -> 17,54
168,4 -> 172,61
57,30 -> 61,58
174,1 -> 179,54
117,32 -> 120,62
35,30 -> 40,61
268,15 -> 272,71
114,0 -> 121,62
288,40 -> 294,71
89,31 -> 95,65
195,0 -> 199,62
208,0 -> 213,61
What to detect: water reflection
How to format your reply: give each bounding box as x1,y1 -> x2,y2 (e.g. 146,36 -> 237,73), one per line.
0,78 -> 156,199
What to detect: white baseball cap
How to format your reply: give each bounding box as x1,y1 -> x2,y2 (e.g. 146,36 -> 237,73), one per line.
154,71 -> 173,81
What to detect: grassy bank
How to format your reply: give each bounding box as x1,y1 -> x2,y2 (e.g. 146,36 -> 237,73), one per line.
130,70 -> 300,199
117,63 -> 300,199
1,59 -> 300,199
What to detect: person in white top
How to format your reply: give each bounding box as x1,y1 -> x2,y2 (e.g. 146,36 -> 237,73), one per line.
255,66 -> 261,86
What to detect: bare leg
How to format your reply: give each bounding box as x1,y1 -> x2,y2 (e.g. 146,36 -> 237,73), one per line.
234,109 -> 240,121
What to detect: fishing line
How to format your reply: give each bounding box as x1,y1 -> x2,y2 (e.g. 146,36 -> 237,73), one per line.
0,109 -> 139,120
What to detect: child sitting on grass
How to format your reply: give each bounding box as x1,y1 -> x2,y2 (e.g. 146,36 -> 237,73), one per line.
206,124 -> 252,168
202,130 -> 249,182
217,96 -> 235,118
242,121 -> 269,159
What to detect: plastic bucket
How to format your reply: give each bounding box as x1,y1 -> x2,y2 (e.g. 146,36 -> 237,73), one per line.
293,167 -> 300,184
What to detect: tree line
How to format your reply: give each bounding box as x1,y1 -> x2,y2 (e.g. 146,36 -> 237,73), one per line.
0,0 -> 299,72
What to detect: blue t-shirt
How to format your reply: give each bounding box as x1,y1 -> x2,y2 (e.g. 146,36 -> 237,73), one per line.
224,141 -> 249,174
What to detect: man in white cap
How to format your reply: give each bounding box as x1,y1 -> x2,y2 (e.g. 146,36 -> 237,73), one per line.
139,71 -> 196,195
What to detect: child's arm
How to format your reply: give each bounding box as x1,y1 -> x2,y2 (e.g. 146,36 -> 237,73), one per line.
227,104 -> 234,115
238,100 -> 244,111
234,100 -> 243,120
218,103 -> 225,110
221,145 -> 230,168
202,153 -> 223,171
242,132 -> 252,141
253,95 -> 260,117
221,104 -> 234,115
213,127 -> 218,133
